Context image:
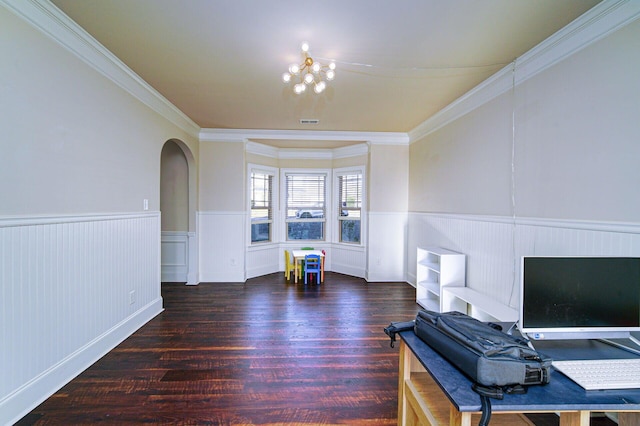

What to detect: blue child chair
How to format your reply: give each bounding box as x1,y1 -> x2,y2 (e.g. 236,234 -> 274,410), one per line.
304,254 -> 321,285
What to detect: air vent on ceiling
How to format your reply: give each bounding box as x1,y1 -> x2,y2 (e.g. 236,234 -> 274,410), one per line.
300,119 -> 320,125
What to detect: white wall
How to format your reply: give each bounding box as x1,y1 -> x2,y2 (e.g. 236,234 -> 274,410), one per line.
199,211 -> 247,282
0,2 -> 198,423
409,93 -> 513,215
514,18 -> 640,222
366,144 -> 409,281
407,3 -> 640,315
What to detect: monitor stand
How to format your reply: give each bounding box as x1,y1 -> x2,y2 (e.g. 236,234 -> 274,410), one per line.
598,334 -> 640,356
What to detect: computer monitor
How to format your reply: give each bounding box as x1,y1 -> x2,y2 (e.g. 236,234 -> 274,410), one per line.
519,256 -> 640,340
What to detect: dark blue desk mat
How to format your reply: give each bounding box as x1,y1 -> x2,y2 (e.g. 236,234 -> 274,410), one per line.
399,330 -> 640,413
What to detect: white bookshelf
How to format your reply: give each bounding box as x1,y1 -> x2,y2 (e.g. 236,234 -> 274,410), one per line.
416,247 -> 465,312
443,287 -> 518,322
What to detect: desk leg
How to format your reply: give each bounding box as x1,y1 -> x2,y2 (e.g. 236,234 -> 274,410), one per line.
449,407 -> 471,426
398,339 -> 411,426
398,340 -> 410,426
559,411 -> 590,426
294,258 -> 299,283
619,413 -> 640,426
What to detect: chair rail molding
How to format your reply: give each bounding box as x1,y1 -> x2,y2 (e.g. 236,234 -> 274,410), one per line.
407,212 -> 640,311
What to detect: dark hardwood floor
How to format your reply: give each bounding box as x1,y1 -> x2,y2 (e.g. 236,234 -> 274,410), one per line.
16,272 -> 617,425
18,273 -> 421,425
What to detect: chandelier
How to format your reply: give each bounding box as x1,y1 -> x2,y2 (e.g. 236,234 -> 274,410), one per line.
282,42 -> 336,94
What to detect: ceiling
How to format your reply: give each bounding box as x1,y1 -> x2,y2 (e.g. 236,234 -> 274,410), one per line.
51,0 -> 600,141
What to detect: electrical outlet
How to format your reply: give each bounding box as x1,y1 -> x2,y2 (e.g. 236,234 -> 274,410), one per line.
143,199 -> 149,210
129,290 -> 136,305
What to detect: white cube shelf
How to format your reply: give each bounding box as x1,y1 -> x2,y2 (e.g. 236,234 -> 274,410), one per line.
416,247 -> 466,312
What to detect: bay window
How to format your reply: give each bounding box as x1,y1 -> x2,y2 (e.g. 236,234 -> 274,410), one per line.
337,171 -> 362,243
285,173 -> 326,241
248,166 -> 364,246
250,170 -> 274,243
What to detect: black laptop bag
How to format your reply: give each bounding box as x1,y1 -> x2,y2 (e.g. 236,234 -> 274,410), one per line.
414,310 -> 551,388
412,310 -> 551,425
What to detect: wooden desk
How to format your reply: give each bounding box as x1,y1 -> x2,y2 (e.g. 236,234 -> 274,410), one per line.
398,331 -> 640,426
291,250 -> 324,284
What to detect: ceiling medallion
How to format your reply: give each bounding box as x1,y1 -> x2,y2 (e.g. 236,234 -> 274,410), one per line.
282,42 -> 336,94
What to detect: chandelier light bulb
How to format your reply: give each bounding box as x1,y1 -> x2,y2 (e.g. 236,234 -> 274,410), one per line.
282,43 -> 335,95
325,69 -> 335,81
304,73 -> 314,84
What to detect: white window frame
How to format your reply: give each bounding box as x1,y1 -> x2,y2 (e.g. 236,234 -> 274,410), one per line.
280,168 -> 331,242
245,165 -> 367,246
333,166 -> 366,246
247,164 -> 278,245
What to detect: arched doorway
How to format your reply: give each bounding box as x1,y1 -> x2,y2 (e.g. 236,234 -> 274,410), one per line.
160,139 -> 198,284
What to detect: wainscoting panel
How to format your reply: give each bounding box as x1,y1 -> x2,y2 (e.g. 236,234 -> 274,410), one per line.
332,244 -> 366,279
0,213 -> 163,425
366,212 -> 407,282
198,211 -> 246,282
247,244 -> 280,279
161,231 -> 188,282
407,213 -> 640,311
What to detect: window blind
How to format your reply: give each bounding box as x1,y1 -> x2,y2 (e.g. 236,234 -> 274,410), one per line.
251,172 -> 273,220
338,173 -> 361,219
337,172 -> 362,243
285,174 -> 326,218
250,172 -> 273,243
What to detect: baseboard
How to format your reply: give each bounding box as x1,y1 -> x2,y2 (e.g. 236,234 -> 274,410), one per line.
246,265 -> 279,280
161,269 -> 188,282
333,263 -> 365,279
365,271 -> 405,283
1,298 -> 164,426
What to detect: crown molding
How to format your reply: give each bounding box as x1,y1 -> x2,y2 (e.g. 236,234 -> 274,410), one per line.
409,0 -> 640,143
514,0 -> 640,85
1,0 -> 201,139
0,211 -> 159,228
245,141 -> 369,160
332,143 -> 370,159
409,211 -> 640,234
200,128 -> 408,145
245,141 -> 280,158
408,64 -> 514,143
277,149 -> 335,160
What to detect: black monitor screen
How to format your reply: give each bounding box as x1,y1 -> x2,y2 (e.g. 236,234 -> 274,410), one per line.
520,257 -> 640,339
